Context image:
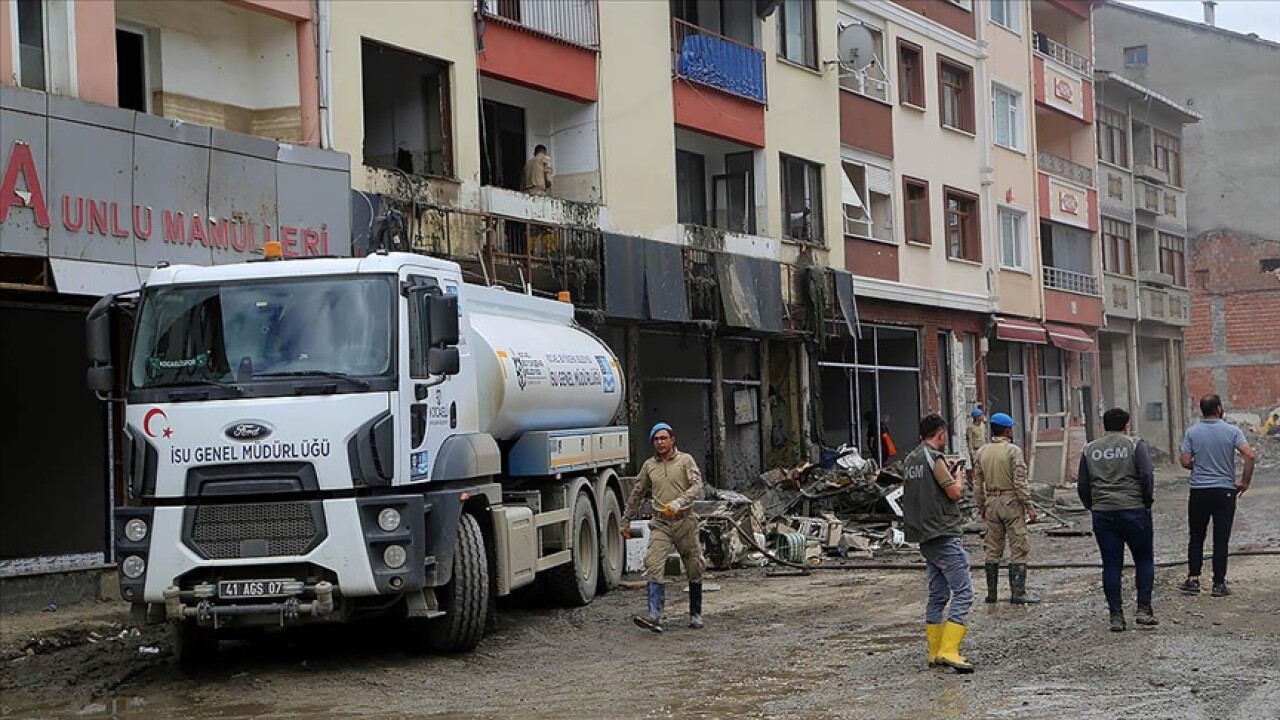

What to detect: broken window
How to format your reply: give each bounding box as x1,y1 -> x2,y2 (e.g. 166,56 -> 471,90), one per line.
843,162 -> 893,243
819,326 -> 921,465
782,154 -> 823,245
362,40 -> 453,177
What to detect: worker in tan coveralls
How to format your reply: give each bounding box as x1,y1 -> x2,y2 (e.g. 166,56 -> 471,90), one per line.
966,407 -> 989,490
622,422 -> 706,633
521,144 -> 554,196
973,413 -> 1040,605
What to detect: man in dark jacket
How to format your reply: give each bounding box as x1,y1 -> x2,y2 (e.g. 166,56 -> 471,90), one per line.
902,413 -> 973,673
1078,408 -> 1157,632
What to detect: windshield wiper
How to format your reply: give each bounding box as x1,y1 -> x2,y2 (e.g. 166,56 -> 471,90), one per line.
161,379 -> 245,395
254,371 -> 372,390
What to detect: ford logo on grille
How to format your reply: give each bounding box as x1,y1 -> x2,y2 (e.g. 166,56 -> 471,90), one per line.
225,421 -> 273,441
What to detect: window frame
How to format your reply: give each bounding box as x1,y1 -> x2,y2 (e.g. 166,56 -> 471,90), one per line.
115,23 -> 153,114
989,0 -> 1022,33
360,38 -> 455,179
1158,232 -> 1186,286
1097,106 -> 1129,168
776,0 -> 818,69
944,186 -> 981,262
997,206 -> 1029,272
937,56 -> 975,134
1154,130 -> 1183,187
781,153 -> 824,246
1123,45 -> 1148,68
902,176 -> 931,245
1101,217 -> 1133,277
991,83 -> 1024,152
896,39 -> 925,110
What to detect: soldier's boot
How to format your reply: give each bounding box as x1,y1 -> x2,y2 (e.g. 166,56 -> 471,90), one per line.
632,582 -> 665,633
926,623 -> 944,667
984,563 -> 1000,604
688,581 -> 705,630
1009,564 -> 1041,605
935,621 -> 974,674
1109,609 -> 1127,632
1135,603 -> 1159,627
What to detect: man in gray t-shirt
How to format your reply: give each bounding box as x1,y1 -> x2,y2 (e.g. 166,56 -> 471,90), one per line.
1178,394 -> 1257,597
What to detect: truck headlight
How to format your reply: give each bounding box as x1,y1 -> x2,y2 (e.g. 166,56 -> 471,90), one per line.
121,555 -> 146,579
124,518 -> 149,543
377,508 -> 402,533
383,545 -> 407,569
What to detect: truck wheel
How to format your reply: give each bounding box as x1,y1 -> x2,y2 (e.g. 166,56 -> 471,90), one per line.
414,512 -> 489,653
546,492 -> 598,607
597,489 -> 624,594
173,621 -> 217,666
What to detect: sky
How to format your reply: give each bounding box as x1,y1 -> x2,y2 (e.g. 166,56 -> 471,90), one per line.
1115,0 -> 1280,42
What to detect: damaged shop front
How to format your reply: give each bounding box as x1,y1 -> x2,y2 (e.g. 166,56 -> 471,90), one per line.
348,189 -> 817,491
0,87 -> 352,580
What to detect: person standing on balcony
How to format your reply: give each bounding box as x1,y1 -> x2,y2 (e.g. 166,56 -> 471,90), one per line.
522,144 -> 554,197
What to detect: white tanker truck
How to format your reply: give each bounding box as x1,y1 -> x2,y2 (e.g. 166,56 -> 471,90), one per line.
86,248 -> 630,662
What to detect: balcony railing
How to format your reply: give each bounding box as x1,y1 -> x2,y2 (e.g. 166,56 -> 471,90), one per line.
1033,32 -> 1092,74
672,18 -> 766,104
1044,266 -> 1100,296
481,0 -> 599,48
1038,151 -> 1094,187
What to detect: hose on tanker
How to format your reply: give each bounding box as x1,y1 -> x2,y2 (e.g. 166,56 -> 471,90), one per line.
725,517 -> 1280,575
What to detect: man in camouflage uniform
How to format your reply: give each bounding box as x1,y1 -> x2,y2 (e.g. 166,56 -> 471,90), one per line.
974,413 -> 1039,604
622,422 -> 706,632
966,408 -> 989,490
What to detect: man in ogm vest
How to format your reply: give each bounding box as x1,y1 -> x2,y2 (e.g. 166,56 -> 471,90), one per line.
1077,408 -> 1158,632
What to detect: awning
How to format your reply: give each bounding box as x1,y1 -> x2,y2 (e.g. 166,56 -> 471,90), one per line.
716,253 -> 783,332
994,316 -> 1048,344
1045,323 -> 1096,352
832,269 -> 861,338
50,258 -> 148,297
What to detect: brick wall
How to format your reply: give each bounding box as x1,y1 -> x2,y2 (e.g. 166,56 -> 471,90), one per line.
1185,232 -> 1280,417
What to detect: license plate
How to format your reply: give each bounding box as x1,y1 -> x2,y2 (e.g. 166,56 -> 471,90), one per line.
218,579 -> 292,599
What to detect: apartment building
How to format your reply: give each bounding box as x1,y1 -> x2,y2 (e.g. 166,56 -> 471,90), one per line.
1095,0 -> 1280,425
327,0 -> 845,484
0,0 -> 351,578
1093,72 -> 1199,460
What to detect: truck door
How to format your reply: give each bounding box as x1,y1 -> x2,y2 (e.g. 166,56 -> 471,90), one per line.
400,272 -> 462,484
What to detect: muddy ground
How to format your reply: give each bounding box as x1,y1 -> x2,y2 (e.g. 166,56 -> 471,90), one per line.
3,469 -> 1279,720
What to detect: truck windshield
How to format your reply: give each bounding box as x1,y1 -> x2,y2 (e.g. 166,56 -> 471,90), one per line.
130,277 -> 394,390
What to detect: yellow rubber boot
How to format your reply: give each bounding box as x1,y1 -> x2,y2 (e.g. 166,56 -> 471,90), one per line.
926,624 -> 944,667
935,621 -> 974,673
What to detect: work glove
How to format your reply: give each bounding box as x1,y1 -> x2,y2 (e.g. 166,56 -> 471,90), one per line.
659,502 -> 678,520
621,526 -> 632,540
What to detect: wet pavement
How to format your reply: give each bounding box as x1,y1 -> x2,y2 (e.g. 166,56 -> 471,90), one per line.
3,469 -> 1278,719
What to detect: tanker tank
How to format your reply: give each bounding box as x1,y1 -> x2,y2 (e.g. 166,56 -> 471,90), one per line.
463,285 -> 623,441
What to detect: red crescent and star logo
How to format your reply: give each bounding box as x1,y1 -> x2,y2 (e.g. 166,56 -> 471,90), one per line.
143,408 -> 173,439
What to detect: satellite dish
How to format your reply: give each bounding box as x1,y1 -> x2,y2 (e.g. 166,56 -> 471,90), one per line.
837,22 -> 877,71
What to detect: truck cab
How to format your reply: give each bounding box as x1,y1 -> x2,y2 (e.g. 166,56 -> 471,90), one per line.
88,249 -> 629,662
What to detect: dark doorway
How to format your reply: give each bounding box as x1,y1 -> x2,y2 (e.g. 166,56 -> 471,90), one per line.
116,28 -> 147,113
481,99 -> 527,191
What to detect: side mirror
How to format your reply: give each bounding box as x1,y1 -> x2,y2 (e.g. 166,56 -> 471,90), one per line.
86,294 -> 115,365
428,293 -> 459,347
87,365 -> 115,394
428,347 -> 460,377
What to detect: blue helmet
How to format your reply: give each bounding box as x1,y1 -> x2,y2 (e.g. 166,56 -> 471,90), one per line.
971,408 -> 985,419
649,422 -> 674,441
990,412 -> 1015,429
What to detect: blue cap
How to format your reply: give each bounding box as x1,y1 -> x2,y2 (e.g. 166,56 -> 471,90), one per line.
990,412 -> 1015,429
971,408 -> 985,419
649,422 -> 674,441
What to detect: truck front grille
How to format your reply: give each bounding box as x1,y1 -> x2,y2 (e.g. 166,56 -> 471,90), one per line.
187,501 -> 321,560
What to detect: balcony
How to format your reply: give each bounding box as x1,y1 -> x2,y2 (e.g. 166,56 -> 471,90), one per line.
671,18 -> 766,104
480,0 -> 598,48
1038,150 -> 1094,187
1044,266 -> 1100,296
1135,180 -> 1164,216
1134,162 -> 1169,186
1033,32 -> 1091,75
1140,284 -> 1191,326
1104,273 -> 1139,319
